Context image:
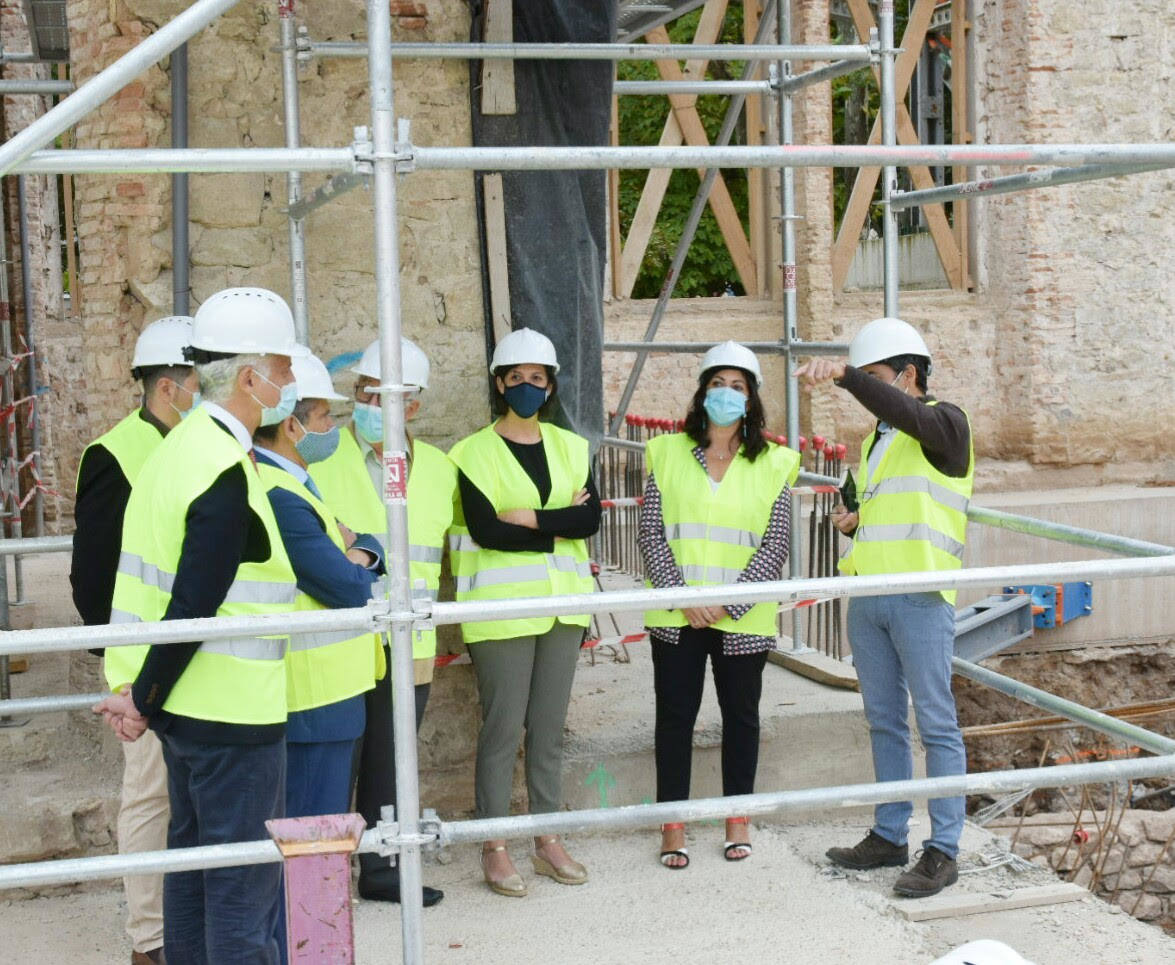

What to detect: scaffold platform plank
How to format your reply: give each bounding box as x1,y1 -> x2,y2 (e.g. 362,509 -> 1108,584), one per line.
894,882 -> 1088,922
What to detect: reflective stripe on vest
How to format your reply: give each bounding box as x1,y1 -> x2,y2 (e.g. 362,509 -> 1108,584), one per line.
449,421 -> 595,644
642,433 -> 800,638
109,609 -> 286,660
309,430 -> 455,660
117,551 -> 296,606
839,403 -> 974,605
260,463 -> 381,712
104,407 -> 295,724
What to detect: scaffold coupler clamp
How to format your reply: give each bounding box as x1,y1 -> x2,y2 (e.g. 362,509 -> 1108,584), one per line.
294,23 -> 313,65
351,126 -> 374,176
411,577 -> 434,635
375,806 -> 442,865
394,118 -> 415,174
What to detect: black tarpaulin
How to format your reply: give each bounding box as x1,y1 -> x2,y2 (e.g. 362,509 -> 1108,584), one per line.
469,0 -> 617,448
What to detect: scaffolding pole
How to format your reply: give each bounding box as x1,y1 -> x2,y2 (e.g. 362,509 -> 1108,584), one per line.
19,143 -> 1175,176
279,0 -> 309,344
890,161 -> 1175,210
879,1 -> 899,317
303,41 -> 874,63
3,753 -> 1175,892
365,0 -> 424,958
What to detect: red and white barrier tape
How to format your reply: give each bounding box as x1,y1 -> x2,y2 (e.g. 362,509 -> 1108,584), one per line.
429,597 -> 828,667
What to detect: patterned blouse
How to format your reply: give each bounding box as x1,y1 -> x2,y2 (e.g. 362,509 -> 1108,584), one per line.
637,444 -> 792,655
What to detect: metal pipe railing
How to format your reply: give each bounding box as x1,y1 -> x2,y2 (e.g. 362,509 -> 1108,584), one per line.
280,0 -> 309,344
879,1 -> 899,318
3,554 -> 1174,660
965,504 -> 1174,558
890,162 -> 1174,210
613,79 -> 775,96
602,339 -> 850,355
303,41 -> 874,63
3,752 -> 1174,891
952,657 -> 1175,756
780,56 -> 872,93
21,144 -> 1175,177
0,79 -> 75,95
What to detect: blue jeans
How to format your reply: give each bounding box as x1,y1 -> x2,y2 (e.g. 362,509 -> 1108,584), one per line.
160,732 -> 285,965
847,592 -> 966,858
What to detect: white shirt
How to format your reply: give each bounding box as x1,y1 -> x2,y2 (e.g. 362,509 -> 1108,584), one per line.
201,401 -> 253,452
252,444 -> 309,486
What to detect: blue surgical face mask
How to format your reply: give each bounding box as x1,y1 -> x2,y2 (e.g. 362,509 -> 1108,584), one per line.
170,382 -> 202,421
353,402 -> 383,444
253,369 -> 298,427
703,386 -> 748,427
502,381 -> 549,419
294,420 -> 340,464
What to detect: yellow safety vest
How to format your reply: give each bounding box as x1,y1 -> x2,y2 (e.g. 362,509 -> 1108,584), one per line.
839,402 -> 974,605
643,433 -> 801,637
105,407 -> 297,724
77,409 -> 163,489
448,421 -> 595,644
260,464 -> 381,713
309,427 -> 456,662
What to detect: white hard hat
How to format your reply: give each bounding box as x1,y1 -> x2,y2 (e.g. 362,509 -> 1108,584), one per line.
292,353 -> 347,402
930,939 -> 1036,965
132,316 -> 194,370
351,337 -> 431,390
190,287 -> 309,358
848,316 -> 931,369
489,327 -> 560,375
699,340 -> 762,387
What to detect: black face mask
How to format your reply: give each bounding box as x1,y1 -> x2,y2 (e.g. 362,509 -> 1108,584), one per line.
503,382 -> 548,418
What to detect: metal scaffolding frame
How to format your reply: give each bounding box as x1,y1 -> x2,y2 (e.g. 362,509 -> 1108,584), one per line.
2,1 -> 1175,961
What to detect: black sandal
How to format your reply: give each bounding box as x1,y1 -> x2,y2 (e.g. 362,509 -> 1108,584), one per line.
724,816 -> 752,861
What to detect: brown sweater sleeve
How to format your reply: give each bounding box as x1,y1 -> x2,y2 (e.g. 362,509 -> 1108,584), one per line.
836,365 -> 971,478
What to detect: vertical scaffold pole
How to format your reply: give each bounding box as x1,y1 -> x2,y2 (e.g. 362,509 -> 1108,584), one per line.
879,1 -> 899,317
777,1 -> 806,652
364,2 -> 425,962
279,0 -> 309,344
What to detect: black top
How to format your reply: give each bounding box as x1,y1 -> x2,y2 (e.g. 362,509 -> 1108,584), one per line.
458,436 -> 601,553
836,365 -> 971,479
131,418 -> 282,745
71,408 -> 167,633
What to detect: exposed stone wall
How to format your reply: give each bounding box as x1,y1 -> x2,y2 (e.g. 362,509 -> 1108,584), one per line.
61,0 -> 486,490
0,1 -> 72,532
999,809 -> 1175,930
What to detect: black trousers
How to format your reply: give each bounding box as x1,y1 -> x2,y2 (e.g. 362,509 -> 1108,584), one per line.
354,644 -> 430,878
651,627 -> 769,803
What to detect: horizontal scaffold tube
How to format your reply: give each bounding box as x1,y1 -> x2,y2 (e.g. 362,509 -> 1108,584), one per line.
307,42 -> 874,62
614,80 -> 774,95
603,340 -> 848,355
0,535 -> 71,556
966,504 -> 1173,558
3,555 -> 1173,659
18,144 -> 1175,177
3,753 -> 1173,890
952,658 -> 1175,756
890,162 -> 1173,210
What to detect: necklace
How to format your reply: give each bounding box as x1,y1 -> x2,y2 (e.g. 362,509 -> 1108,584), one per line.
708,439 -> 737,461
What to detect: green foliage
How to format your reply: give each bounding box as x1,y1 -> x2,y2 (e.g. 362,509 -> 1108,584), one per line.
616,6 -> 748,298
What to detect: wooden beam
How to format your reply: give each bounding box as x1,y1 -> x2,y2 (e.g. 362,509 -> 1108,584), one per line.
617,4 -> 728,296
894,884 -> 1088,922
655,56 -> 757,295
482,173 -> 512,344
607,95 -> 623,299
897,107 -> 961,286
481,0 -> 516,116
834,0 -> 962,291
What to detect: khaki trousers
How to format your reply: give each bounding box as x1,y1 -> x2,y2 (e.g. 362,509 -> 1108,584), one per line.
118,728 -> 169,953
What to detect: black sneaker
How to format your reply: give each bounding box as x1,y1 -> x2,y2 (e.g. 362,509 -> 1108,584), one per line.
826,830 -> 909,870
893,846 -> 958,897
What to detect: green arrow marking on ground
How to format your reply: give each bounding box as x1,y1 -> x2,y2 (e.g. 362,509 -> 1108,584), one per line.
584,763 -> 617,809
